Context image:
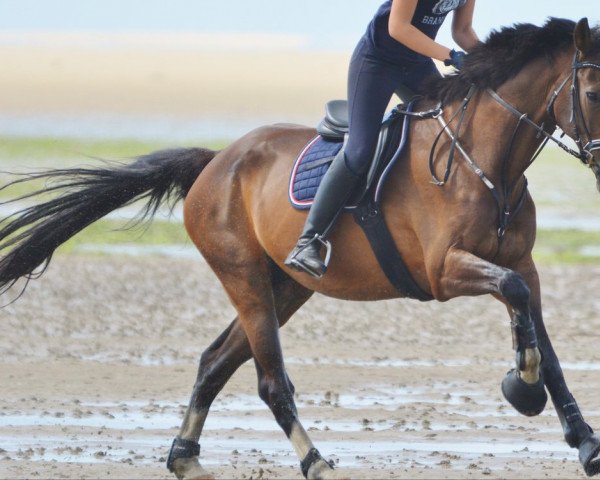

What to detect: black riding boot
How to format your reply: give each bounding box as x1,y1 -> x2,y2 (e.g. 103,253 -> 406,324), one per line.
285,151 -> 360,278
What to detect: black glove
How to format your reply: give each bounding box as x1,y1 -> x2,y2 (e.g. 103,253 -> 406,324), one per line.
444,49 -> 466,70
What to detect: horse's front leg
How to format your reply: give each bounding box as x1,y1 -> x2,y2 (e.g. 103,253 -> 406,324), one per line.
437,248 -> 600,476
434,248 -> 546,414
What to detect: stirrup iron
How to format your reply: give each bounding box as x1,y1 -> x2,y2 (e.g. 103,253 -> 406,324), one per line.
293,234 -> 332,279
312,234 -> 333,270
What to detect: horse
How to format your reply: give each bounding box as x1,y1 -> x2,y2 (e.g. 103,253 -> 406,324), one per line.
1,16 -> 600,480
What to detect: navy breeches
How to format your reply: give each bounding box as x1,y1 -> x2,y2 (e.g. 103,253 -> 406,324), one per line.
345,38 -> 441,175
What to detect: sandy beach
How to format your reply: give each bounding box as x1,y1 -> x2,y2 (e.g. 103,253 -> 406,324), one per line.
0,32 -> 349,128
1,255 -> 599,479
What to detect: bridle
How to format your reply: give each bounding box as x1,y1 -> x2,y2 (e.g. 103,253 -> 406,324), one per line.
484,49 -> 600,168
429,49 -> 600,176
545,50 -> 600,165
418,48 -> 600,243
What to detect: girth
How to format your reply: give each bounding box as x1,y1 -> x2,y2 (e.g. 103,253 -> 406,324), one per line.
349,99 -> 436,301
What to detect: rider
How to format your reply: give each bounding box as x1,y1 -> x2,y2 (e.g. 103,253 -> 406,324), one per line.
285,0 -> 480,277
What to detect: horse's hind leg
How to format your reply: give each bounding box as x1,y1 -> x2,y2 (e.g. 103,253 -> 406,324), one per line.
212,258 -> 334,480
169,272 -> 313,480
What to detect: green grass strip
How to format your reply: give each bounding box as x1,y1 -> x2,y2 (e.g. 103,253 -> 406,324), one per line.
0,136 -> 227,162
58,218 -> 190,254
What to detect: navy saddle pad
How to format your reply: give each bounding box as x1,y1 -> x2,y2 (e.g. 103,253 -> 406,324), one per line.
289,105 -> 411,210
289,137 -> 343,209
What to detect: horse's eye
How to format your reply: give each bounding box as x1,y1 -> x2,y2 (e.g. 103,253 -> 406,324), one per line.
586,91 -> 600,103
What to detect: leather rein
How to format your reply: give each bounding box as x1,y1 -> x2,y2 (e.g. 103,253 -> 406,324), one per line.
411,50 -> 600,241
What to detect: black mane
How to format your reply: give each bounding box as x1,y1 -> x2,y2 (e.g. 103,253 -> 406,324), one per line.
427,18 -> 582,104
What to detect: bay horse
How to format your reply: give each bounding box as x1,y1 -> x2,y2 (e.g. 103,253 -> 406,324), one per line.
2,17 -> 600,479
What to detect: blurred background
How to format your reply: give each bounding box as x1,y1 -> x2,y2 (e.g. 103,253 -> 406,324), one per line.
0,0 -> 597,141
0,0 -> 599,259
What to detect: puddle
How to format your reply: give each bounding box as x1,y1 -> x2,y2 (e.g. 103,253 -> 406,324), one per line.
537,213 -> 600,232
69,353 -> 600,372
558,361 -> 600,371
0,409 -> 399,434
0,432 -> 575,467
1,390 -> 584,469
0,395 -> 399,433
74,243 -> 197,259
0,433 -> 290,466
0,411 -> 397,433
77,350 -> 198,365
288,356 -> 600,373
0,385 -> 575,436
287,357 -> 473,368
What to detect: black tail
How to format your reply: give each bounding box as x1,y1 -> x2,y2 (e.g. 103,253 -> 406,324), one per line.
0,147 -> 217,295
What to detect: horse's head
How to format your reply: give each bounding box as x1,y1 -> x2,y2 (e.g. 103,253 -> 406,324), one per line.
554,18 -> 600,189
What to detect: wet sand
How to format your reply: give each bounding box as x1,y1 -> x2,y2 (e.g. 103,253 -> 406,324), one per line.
1,255 -> 599,479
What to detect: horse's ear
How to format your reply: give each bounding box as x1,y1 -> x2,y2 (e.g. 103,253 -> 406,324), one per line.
574,18 -> 592,56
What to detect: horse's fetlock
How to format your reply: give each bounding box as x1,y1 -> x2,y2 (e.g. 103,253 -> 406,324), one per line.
258,373 -> 294,407
257,376 -> 297,435
167,437 -> 201,473
306,458 -> 335,480
518,347 -> 542,384
170,457 -> 214,480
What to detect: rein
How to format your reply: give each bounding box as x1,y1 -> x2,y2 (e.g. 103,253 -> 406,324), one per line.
427,88 -> 528,241
424,50 -> 600,241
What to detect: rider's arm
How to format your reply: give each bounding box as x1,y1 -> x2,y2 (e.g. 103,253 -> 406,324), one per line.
388,0 -> 451,62
451,0 -> 480,52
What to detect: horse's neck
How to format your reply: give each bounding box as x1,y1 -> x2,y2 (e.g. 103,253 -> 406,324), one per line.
464,55 -> 570,186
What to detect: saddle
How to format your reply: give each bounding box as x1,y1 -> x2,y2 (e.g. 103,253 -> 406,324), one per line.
289,99 -> 433,301
290,100 -> 411,210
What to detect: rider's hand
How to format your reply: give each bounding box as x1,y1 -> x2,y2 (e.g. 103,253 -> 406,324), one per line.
444,49 -> 467,70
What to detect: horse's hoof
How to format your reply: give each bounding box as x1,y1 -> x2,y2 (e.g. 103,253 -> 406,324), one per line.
307,459 -> 347,480
501,368 -> 547,416
580,434 -> 600,476
170,457 -> 215,480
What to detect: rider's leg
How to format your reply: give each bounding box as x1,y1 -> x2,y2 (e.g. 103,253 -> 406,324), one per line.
284,151 -> 360,277
285,40 -> 401,278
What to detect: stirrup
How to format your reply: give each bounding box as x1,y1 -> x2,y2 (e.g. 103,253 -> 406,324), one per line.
290,234 -> 332,279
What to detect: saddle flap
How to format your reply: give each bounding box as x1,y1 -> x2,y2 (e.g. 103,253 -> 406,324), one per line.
349,107 -> 407,206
